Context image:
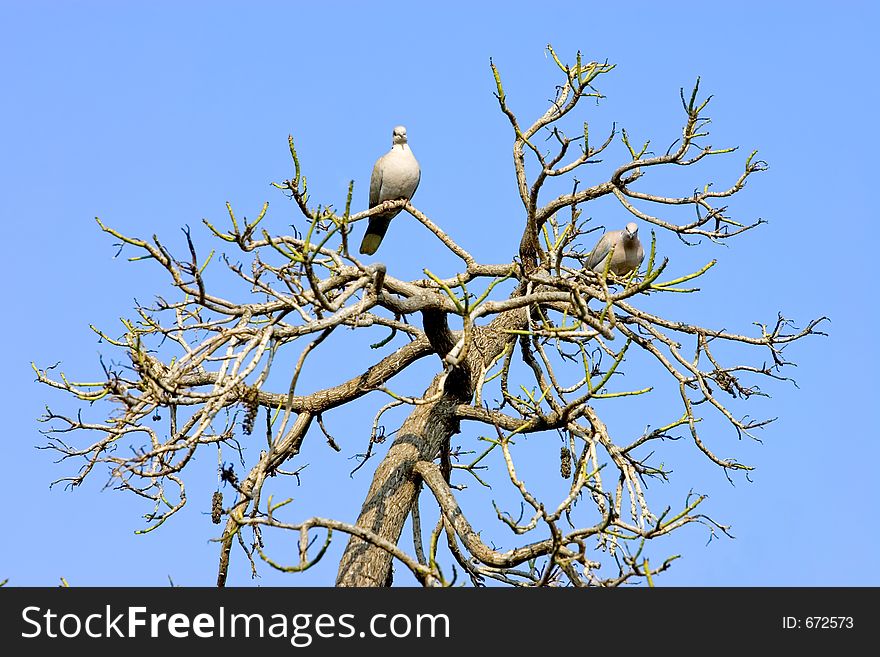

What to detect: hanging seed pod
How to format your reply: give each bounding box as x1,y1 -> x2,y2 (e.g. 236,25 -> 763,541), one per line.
242,385 -> 259,435
211,491 -> 223,524
560,446 -> 572,479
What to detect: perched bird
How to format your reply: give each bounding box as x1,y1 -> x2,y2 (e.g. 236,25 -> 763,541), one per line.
584,222 -> 645,276
359,125 -> 421,255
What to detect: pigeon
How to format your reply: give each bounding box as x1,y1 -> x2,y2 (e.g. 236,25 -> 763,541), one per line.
584,222 -> 645,276
359,125 -> 421,255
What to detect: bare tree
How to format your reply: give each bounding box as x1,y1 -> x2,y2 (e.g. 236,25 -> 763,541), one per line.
35,48 -> 826,587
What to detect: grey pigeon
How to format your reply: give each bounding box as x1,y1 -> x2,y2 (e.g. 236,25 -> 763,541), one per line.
584,222 -> 645,276
359,125 -> 421,255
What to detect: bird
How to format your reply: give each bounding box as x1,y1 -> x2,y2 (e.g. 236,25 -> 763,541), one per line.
584,222 -> 645,276
359,125 -> 421,255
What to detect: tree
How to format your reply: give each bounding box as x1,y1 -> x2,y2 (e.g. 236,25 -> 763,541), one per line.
35,48 -> 826,587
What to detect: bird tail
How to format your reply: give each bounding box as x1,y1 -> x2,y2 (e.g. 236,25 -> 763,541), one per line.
359,216 -> 392,255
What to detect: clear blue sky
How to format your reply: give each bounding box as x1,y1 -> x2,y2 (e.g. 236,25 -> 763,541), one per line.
1,1 -> 876,586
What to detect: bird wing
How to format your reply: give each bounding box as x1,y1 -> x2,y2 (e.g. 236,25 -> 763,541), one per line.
369,153 -> 386,208
411,165 -> 421,199
585,231 -> 617,271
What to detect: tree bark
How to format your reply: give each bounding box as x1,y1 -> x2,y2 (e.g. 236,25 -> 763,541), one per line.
336,305 -> 528,586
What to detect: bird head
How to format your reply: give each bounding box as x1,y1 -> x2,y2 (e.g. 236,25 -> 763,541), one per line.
392,125 -> 408,145
624,222 -> 639,240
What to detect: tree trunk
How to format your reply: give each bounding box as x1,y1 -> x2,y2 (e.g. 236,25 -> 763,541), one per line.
336,306 -> 527,586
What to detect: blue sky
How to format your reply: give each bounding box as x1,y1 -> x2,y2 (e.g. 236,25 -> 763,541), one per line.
1,1 -> 877,586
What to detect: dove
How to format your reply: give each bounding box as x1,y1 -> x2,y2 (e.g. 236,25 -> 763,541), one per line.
584,222 -> 645,276
359,125 -> 421,255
